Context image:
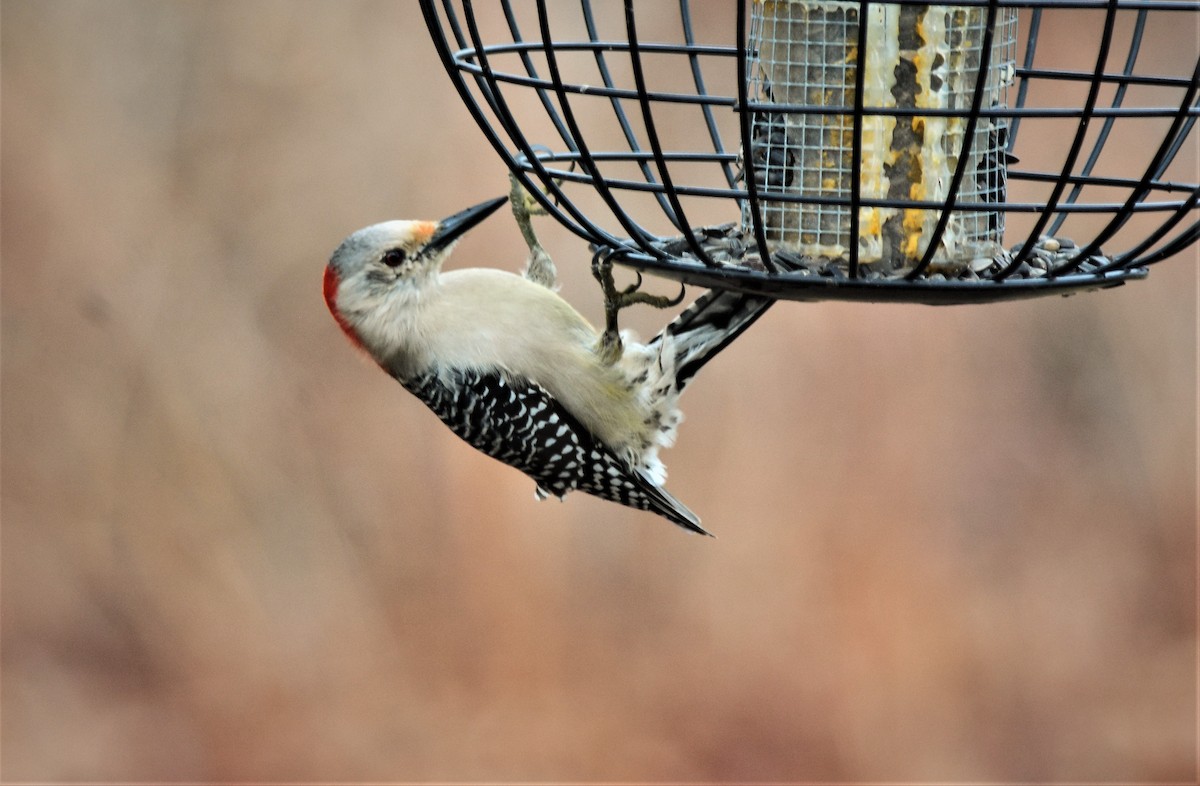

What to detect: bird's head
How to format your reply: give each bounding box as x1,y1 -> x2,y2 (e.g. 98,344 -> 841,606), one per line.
323,196 -> 507,350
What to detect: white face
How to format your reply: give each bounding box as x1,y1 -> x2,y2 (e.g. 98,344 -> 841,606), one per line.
323,197 -> 508,355
329,219 -> 443,294
324,219 -> 452,356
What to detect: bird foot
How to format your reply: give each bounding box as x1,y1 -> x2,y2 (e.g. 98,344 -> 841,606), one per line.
592,252 -> 686,364
509,174 -> 558,288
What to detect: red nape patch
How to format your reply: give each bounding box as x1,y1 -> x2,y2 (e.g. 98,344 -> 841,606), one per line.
323,266 -> 365,350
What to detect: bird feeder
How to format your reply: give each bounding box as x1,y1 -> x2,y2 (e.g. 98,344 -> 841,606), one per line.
420,0 -> 1198,304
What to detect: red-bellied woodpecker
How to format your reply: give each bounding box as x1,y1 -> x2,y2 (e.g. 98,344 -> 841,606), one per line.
323,197 -> 773,534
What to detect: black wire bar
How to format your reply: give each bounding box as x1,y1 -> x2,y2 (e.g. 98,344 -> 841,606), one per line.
427,1 -> 606,249
502,150 -> 1194,212
460,53 -> 1200,120
998,0 -> 1123,279
578,0 -> 678,229
420,0 -> 1199,304
622,0 -> 714,264
1080,55 -> 1200,274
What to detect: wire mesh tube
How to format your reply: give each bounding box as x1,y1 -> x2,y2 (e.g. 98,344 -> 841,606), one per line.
744,0 -> 1018,274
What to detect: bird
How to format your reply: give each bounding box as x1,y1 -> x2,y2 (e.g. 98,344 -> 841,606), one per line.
323,196 -> 774,534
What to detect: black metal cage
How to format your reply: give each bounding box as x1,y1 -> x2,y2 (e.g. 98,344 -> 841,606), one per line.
420,1 -> 1198,304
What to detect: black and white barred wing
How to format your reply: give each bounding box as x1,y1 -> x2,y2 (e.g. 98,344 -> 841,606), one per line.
402,369 -> 706,534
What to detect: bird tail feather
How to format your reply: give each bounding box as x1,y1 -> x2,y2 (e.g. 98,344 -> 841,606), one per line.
653,289 -> 775,391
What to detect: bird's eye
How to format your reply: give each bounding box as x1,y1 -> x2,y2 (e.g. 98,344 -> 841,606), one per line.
381,248 -> 407,268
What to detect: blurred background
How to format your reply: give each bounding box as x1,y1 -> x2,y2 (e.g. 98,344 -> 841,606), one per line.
2,1 -> 1195,781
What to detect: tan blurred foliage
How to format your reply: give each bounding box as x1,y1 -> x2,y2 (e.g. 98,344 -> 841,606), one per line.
1,1 -> 1195,781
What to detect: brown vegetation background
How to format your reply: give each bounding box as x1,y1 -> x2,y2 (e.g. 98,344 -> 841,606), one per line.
2,1 -> 1196,781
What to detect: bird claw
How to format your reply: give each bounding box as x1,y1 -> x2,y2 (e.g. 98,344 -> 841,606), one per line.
595,262 -> 686,311
592,252 -> 687,364
620,275 -> 686,310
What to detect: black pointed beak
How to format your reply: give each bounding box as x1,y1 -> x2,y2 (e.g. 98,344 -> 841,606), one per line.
427,196 -> 508,252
